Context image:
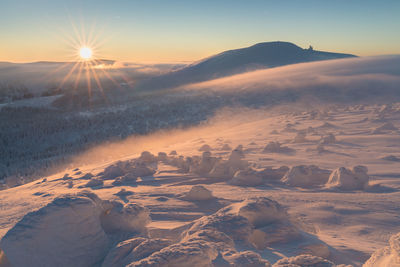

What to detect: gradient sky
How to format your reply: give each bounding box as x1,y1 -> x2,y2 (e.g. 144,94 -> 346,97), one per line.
1,0 -> 399,63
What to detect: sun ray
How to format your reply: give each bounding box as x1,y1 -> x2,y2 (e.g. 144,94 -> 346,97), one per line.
56,62 -> 81,91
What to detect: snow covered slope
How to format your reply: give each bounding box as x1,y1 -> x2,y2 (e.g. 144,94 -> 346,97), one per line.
137,41 -> 356,90
1,101 -> 400,266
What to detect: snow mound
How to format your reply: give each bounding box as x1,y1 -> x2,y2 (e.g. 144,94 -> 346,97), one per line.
364,232 -> 400,267
230,168 -> 264,186
102,237 -> 172,267
0,191 -> 149,267
372,122 -> 398,134
273,254 -> 334,267
326,166 -> 370,190
184,185 -> 215,201
263,141 -> 294,154
281,165 -> 331,188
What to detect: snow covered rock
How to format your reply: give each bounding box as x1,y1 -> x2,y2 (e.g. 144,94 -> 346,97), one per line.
320,133 -> 337,144
138,151 -> 157,164
381,155 -> 400,162
157,152 -> 168,162
221,143 -> 232,151
363,232 -> 400,267
293,132 -> 308,143
84,178 -> 104,188
190,152 -> 219,175
102,237 -> 171,267
101,160 -> 156,180
209,147 -> 249,179
185,197 -> 295,247
258,166 -> 289,181
0,191 -> 150,267
182,229 -> 235,248
230,168 -> 264,186
112,173 -> 139,186
326,166 -> 370,190
281,165 -> 331,188
127,239 -> 219,267
184,185 -> 215,201
263,141 -> 294,153
1,192 -> 109,267
273,254 -> 334,267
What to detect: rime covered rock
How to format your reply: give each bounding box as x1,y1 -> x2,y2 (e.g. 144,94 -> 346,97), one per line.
281,165 -> 331,188
230,168 -> 264,186
326,166 -> 369,190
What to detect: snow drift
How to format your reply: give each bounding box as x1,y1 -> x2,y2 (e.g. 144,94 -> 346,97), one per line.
364,232 -> 400,267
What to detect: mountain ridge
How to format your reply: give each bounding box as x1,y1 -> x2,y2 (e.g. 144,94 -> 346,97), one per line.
137,41 -> 356,90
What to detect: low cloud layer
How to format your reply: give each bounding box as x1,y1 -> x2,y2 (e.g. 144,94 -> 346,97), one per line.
183,56 -> 400,103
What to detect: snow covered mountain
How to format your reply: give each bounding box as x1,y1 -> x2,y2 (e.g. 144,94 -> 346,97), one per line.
137,41 -> 356,90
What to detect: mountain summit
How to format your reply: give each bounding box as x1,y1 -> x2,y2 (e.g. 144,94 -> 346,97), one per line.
138,41 -> 356,90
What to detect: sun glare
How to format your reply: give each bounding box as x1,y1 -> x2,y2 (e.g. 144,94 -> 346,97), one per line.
79,47 -> 92,60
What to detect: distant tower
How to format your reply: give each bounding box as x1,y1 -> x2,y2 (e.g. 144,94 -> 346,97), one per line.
308,45 -> 314,51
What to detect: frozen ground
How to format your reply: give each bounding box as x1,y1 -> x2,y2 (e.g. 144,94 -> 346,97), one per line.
1,102 -> 400,266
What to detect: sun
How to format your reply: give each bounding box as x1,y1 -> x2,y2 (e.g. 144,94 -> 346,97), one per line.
79,47 -> 92,60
